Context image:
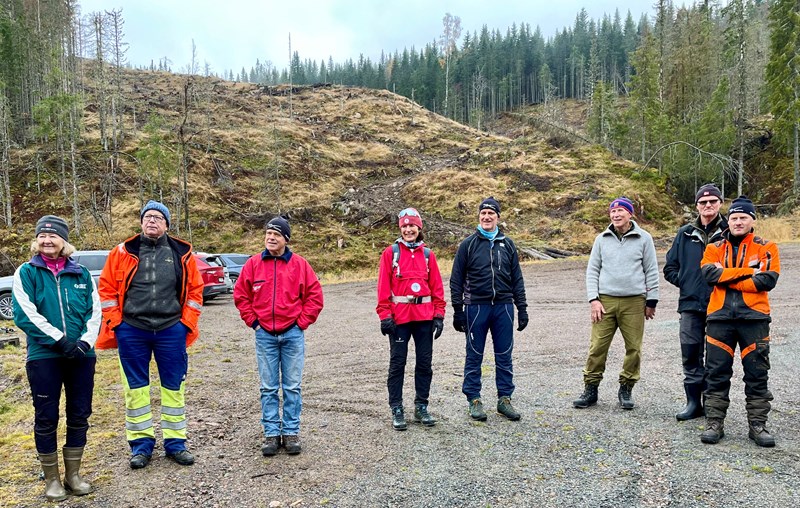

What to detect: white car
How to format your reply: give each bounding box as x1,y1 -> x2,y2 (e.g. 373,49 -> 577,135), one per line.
0,275 -> 12,320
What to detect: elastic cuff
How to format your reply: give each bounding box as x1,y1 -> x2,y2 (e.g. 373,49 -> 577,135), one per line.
646,300 -> 658,308
251,320 -> 261,330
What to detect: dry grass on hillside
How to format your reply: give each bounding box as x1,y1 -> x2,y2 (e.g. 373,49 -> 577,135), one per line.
2,65 -> 691,274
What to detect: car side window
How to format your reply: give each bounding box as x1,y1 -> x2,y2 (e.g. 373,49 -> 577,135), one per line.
75,255 -> 108,271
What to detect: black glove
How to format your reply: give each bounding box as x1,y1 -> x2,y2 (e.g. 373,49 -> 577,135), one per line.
76,340 -> 92,356
380,318 -> 397,337
517,308 -> 529,332
453,308 -> 466,333
53,339 -> 79,359
432,317 -> 444,340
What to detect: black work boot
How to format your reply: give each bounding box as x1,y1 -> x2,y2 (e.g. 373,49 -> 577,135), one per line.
748,421 -> 776,448
700,417 -> 725,444
618,383 -> 635,410
391,406 -> 408,430
573,384 -> 599,409
676,384 -> 704,421
414,403 -> 436,427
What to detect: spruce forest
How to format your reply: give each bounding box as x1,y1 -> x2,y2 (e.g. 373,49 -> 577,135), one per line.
0,0 -> 799,273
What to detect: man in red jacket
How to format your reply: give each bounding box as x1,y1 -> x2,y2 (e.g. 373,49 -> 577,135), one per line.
233,217 -> 324,456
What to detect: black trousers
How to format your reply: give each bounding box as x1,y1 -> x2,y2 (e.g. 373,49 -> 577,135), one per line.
26,356 -> 96,453
704,319 -> 772,423
387,320 -> 433,408
679,311 -> 707,387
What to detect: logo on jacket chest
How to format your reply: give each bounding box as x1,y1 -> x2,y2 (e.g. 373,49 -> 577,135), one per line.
411,282 -> 421,293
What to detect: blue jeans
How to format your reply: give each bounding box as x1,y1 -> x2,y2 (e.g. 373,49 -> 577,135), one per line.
255,325 -> 305,437
462,303 -> 515,401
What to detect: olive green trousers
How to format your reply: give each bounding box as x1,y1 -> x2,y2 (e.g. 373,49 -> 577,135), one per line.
583,295 -> 646,386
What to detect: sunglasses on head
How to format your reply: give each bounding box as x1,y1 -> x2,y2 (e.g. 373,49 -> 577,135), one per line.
398,208 -> 419,218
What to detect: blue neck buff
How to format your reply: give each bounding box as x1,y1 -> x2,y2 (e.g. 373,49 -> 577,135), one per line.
477,226 -> 498,241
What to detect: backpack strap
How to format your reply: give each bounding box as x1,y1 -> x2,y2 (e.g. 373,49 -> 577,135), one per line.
391,243 -> 430,278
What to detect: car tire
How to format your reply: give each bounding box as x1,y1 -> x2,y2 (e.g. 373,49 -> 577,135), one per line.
0,292 -> 13,320
229,275 -> 238,293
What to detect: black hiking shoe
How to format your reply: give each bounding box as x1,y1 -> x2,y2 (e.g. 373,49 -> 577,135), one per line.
261,436 -> 281,456
283,435 -> 302,455
392,406 -> 408,430
573,384 -> 599,408
414,404 -> 436,427
618,383 -> 635,410
129,454 -> 151,470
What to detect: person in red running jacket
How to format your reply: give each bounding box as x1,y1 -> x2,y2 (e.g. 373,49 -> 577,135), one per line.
234,216 -> 324,457
376,208 -> 446,431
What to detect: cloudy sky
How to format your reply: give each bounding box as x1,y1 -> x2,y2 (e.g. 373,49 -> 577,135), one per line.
78,1 -> 654,75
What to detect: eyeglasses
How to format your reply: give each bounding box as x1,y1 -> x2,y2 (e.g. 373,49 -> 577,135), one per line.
697,199 -> 720,206
142,214 -> 166,223
398,208 -> 420,218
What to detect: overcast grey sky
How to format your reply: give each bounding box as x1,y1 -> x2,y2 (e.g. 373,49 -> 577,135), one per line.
78,1 -> 654,75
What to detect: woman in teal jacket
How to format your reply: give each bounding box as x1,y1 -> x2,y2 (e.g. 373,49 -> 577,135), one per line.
12,215 -> 101,501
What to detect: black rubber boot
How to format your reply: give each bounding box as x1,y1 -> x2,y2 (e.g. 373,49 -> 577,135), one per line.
618,383 -> 635,410
573,384 -> 599,408
676,383 -> 704,421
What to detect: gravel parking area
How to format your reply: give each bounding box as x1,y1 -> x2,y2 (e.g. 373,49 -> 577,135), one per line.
27,244 -> 800,508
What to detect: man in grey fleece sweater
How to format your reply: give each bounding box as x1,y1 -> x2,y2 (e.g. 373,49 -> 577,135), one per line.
573,197 -> 659,410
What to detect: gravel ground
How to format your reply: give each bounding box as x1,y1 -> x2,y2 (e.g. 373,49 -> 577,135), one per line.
25,244 -> 800,508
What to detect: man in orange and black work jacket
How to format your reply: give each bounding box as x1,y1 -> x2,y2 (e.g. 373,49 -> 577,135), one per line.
699,196 -> 780,448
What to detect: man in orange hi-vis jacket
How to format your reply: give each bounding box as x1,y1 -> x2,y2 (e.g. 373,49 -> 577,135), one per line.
699,195 -> 780,448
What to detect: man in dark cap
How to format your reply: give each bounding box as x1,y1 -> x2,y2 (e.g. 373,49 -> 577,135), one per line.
450,197 -> 528,422
700,196 -> 780,447
97,200 -> 204,469
234,216 -> 324,456
664,184 -> 727,421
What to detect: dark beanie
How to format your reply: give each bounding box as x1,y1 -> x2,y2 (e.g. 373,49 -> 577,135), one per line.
140,200 -> 171,227
266,216 -> 291,242
479,197 -> 501,215
35,215 -> 69,242
695,184 -> 723,203
728,195 -> 757,219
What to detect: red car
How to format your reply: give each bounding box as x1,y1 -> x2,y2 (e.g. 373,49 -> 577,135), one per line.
193,254 -> 227,302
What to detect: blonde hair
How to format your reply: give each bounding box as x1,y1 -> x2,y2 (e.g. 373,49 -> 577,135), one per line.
30,239 -> 76,258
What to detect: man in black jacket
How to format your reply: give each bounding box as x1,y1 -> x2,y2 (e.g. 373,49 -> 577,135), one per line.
450,197 -> 528,422
663,184 -> 727,421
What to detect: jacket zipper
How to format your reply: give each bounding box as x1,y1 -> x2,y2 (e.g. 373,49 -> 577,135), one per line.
271,258 -> 277,331
54,273 -> 68,338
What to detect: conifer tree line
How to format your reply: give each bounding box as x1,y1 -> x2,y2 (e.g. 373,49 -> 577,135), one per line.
231,0 -> 798,206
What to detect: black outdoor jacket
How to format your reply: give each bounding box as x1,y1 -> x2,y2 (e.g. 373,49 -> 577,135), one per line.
663,215 -> 727,313
449,230 -> 527,311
